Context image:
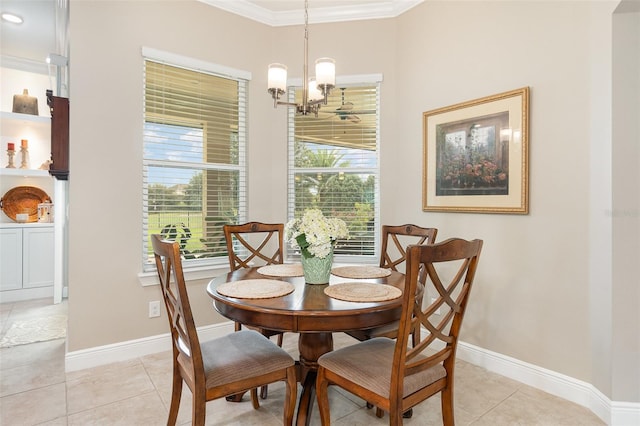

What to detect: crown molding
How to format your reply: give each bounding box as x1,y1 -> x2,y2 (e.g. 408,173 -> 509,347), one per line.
198,0 -> 424,26
0,55 -> 49,75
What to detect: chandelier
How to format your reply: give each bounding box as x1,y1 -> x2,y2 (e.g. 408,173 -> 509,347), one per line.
267,0 -> 335,116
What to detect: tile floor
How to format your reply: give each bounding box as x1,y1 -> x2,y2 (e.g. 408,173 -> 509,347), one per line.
0,298 -> 605,425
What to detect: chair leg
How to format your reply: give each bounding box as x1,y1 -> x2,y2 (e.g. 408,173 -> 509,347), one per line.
441,386 -> 455,426
372,406 -> 411,418
225,392 -> 245,402
260,385 -> 268,399
192,389 -> 206,426
283,366 -> 297,426
315,367 -> 331,425
390,408 -> 403,426
250,388 -> 260,409
167,369 -> 183,426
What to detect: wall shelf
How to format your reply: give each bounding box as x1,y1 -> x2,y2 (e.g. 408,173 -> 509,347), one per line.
1,110 -> 51,171
0,111 -> 50,124
0,168 -> 51,178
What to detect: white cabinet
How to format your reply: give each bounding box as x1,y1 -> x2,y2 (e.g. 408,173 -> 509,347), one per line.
0,228 -> 22,290
23,227 -> 54,288
0,224 -> 54,301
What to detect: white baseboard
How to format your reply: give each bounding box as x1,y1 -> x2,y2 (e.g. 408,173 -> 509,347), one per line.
611,401 -> 640,426
0,286 -> 53,303
65,321 -> 234,372
457,341 -> 640,426
65,324 -> 639,426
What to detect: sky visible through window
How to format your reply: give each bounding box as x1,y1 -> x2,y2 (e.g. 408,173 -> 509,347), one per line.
144,122 -> 202,183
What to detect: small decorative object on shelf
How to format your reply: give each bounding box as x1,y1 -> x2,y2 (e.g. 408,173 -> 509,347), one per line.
12,89 -> 39,116
39,159 -> 53,170
38,202 -> 54,223
16,212 -> 29,223
285,208 -> 349,284
6,143 -> 16,168
19,139 -> 29,169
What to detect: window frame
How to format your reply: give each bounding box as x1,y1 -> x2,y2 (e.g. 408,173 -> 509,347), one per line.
286,75 -> 382,264
139,48 -> 249,283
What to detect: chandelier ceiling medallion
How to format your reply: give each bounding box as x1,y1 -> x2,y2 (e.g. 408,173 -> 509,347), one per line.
267,0 -> 335,117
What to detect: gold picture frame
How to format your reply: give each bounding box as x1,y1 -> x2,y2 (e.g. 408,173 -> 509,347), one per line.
422,87 -> 529,214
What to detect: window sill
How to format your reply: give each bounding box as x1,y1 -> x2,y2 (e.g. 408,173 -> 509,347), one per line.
138,264 -> 230,287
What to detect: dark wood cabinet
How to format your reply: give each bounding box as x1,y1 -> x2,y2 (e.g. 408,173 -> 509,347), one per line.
47,91 -> 69,180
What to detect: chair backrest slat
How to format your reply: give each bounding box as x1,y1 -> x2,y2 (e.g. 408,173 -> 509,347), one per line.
390,238 -> 483,401
152,234 -> 203,372
379,224 -> 438,272
223,222 -> 284,271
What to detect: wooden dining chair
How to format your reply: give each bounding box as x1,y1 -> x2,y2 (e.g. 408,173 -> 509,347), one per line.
223,222 -> 286,399
346,224 -> 437,345
316,238 -> 483,425
223,222 -> 284,271
151,234 -> 297,426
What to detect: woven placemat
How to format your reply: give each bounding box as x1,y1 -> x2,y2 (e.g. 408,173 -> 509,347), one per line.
257,263 -> 304,277
217,279 -> 295,299
331,265 -> 392,279
324,282 -> 402,302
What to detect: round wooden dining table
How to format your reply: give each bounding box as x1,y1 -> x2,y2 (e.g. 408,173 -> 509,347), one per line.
206,265 -> 406,426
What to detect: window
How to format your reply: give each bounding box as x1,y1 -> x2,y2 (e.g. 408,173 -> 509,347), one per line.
288,82 -> 380,260
142,49 -> 248,271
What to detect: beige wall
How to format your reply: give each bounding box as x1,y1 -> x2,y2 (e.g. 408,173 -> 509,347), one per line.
612,2 -> 640,402
68,0 -> 637,403
398,0 -> 596,380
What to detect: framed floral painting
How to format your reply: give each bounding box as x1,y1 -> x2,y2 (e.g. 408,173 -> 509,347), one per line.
422,87 -> 529,214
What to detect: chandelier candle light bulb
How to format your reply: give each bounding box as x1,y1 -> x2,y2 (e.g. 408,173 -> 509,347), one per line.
267,0 -> 335,116
308,79 -> 323,102
315,58 -> 335,88
268,64 -> 287,94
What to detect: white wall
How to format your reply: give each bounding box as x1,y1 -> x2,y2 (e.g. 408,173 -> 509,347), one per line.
67,0 -> 637,406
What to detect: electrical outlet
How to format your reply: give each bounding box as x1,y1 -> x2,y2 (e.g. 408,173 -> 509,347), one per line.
149,301 -> 161,318
431,297 -> 441,315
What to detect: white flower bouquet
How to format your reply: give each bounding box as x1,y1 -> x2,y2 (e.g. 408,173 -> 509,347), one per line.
285,209 -> 349,259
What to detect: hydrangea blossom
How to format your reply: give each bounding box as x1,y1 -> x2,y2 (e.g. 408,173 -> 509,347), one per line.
285,209 -> 349,259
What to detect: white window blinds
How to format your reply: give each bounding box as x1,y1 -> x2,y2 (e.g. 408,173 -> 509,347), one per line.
288,84 -> 380,259
142,55 -> 247,269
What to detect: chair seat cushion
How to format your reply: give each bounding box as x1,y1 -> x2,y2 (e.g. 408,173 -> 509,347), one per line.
318,337 -> 446,399
200,330 -> 294,388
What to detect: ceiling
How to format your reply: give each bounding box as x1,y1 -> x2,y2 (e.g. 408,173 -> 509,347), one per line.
204,0 -> 424,25
0,0 -> 56,66
0,0 -> 423,67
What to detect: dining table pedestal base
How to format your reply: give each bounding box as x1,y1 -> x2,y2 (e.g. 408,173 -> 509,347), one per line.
296,332 -> 333,426
298,332 -> 333,375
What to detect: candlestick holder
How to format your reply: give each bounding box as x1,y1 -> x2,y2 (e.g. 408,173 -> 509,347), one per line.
6,149 -> 16,168
19,146 -> 29,169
